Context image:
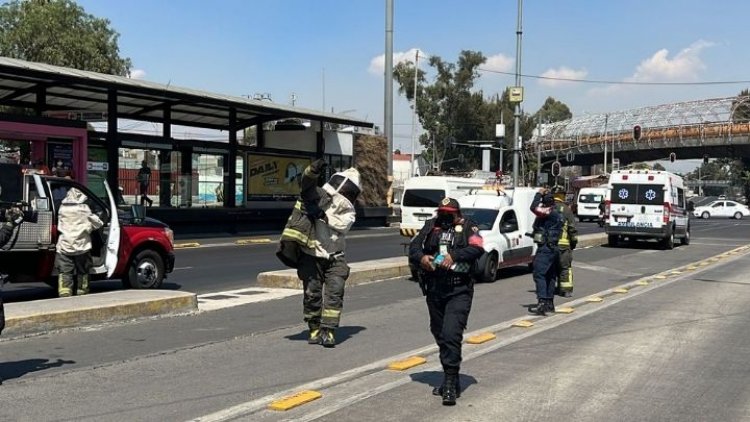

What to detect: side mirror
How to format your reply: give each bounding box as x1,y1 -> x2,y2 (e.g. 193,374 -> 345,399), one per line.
131,204 -> 146,223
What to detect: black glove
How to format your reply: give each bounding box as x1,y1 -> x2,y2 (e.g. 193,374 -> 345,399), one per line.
6,207 -> 23,226
310,159 -> 328,175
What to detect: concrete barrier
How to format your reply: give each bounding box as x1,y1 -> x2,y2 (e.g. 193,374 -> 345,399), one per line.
258,233 -> 608,289
3,290 -> 198,337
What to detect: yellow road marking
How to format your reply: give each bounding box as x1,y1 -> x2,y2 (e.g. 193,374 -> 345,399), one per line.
387,356 -> 426,371
268,390 -> 322,411
654,275 -> 668,279
586,296 -> 604,302
613,288 -> 629,294
699,262 -> 710,267
636,280 -> 650,286
512,320 -> 534,328
670,271 -> 683,275
466,332 -> 497,344
555,307 -> 575,314
235,238 -> 272,245
686,266 -> 698,270
173,242 -> 201,249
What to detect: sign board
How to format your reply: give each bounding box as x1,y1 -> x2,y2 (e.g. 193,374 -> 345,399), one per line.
247,154 -> 311,199
87,161 -> 109,171
509,86 -> 524,103
612,158 -> 620,171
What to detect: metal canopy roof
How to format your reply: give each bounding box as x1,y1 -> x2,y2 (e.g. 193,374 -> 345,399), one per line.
537,96 -> 750,141
0,57 -> 373,131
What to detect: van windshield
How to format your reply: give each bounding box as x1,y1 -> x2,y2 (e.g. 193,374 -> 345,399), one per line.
579,194 -> 603,203
403,189 -> 445,207
460,208 -> 498,230
611,183 -> 664,205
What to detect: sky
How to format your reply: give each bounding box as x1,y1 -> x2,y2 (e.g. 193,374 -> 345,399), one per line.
76,0 -> 750,160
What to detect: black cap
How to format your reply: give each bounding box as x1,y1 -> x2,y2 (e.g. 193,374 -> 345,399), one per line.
437,197 -> 460,213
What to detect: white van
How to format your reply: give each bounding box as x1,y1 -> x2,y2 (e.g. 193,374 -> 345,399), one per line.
399,176 -> 487,237
605,170 -> 690,249
576,187 -> 607,221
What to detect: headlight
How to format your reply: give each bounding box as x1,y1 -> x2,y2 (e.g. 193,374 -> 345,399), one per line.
164,228 -> 174,247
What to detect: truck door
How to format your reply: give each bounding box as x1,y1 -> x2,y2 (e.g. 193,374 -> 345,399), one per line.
102,181 -> 120,277
498,209 -> 530,264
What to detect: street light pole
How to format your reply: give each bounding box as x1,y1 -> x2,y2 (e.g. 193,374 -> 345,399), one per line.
384,0 -> 394,179
603,113 -> 609,174
512,0 -> 523,187
409,50 -> 419,177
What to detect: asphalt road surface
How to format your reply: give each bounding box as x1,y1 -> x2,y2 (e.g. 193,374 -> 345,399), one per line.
1,219 -> 749,421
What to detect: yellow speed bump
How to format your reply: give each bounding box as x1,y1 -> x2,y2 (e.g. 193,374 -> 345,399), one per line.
173,242 -> 201,249
686,266 -> 698,270
654,275 -> 668,279
235,238 -> 272,245
512,320 -> 534,328
636,280 -> 650,286
613,288 -> 629,294
670,271 -> 683,275
466,332 -> 497,344
699,262 -> 710,267
555,307 -> 574,314
586,296 -> 604,303
387,356 -> 427,371
268,390 -> 322,411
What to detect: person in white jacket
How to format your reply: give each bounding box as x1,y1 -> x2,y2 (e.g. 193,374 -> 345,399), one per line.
55,188 -> 103,297
296,164 -> 360,348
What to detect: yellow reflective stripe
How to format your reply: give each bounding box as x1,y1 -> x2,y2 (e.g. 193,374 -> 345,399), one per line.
559,268 -> 573,288
282,227 -> 310,244
294,200 -> 303,210
322,309 -> 341,318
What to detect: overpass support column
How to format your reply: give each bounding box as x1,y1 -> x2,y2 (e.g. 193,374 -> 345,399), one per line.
106,89 -> 120,192
227,108 -> 237,208
159,104 -> 173,207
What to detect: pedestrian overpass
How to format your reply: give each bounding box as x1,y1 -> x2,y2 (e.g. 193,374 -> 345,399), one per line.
528,96 -> 750,171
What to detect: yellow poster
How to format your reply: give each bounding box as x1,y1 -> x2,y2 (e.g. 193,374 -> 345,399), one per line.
247,155 -> 311,197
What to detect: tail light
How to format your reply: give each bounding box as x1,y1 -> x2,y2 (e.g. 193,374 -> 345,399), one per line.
604,200 -> 611,219
662,202 -> 671,224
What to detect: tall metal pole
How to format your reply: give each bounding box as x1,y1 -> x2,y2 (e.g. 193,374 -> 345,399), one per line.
512,0 -> 523,187
385,0 -> 394,178
409,50 -> 419,177
536,112 -> 541,185
603,114 -> 609,174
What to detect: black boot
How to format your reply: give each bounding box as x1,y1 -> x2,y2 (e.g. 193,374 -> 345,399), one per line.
321,328 -> 336,348
546,298 -> 555,313
442,373 -> 458,406
533,299 -> 546,316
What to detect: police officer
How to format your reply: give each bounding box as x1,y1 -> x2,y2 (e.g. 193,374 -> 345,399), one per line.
409,197 -> 484,406
530,188 -> 564,315
1,206 -> 24,385
552,186 -> 578,297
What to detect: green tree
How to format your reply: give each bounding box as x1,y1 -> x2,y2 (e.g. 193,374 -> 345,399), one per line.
533,97 -> 572,123
393,50 -> 534,173
732,89 -> 750,122
0,0 -> 131,75
652,162 -> 666,171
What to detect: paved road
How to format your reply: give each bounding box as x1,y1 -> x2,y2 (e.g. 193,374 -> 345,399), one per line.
0,219 -> 748,421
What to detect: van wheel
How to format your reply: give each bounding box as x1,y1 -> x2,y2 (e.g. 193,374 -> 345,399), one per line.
734,212 -> 743,220
607,234 -> 619,247
124,250 -> 165,289
662,232 -> 675,250
701,211 -> 710,219
680,228 -> 691,245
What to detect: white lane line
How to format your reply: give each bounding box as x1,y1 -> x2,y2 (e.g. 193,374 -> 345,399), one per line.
174,266 -> 194,271
197,287 -> 301,312
573,262 -> 642,277
690,242 -> 746,247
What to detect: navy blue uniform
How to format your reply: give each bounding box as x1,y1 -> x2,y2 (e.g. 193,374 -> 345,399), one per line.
530,193 -> 564,301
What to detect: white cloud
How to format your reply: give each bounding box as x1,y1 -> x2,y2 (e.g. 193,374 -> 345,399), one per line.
368,48 -> 426,75
129,69 -> 147,79
538,66 -> 588,87
628,40 -> 713,82
484,53 -> 514,73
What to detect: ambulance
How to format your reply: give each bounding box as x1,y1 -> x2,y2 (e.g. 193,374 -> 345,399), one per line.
604,170 -> 690,249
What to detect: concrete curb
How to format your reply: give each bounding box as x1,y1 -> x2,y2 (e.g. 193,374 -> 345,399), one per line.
257,233 -> 608,289
3,290 -> 198,337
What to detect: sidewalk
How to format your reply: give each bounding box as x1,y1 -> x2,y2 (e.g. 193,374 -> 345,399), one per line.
173,227 -> 400,249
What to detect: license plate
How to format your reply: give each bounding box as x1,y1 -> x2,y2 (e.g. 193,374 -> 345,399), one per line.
617,221 -> 653,228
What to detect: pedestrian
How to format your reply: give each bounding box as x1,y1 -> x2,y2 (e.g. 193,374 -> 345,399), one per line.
552,186 -> 578,297
0,206 -> 24,384
55,188 -> 103,297
529,188 -> 564,315
137,160 -> 153,207
408,197 -> 484,406
276,158 -> 361,348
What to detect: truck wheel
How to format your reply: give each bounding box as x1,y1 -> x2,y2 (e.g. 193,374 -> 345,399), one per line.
479,253 -> 498,283
607,234 -> 618,247
734,212 -> 743,220
680,228 -> 691,245
125,250 -> 165,289
701,211 -> 710,219
662,231 -> 675,250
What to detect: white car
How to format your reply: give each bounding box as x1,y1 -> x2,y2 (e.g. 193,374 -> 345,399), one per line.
694,200 -> 750,219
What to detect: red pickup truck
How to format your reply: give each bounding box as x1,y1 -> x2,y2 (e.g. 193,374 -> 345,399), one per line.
0,169 -> 174,292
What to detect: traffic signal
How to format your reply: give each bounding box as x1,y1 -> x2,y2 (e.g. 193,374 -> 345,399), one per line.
703,154 -> 709,164
669,152 -> 676,163
551,161 -> 561,177
633,125 -> 642,141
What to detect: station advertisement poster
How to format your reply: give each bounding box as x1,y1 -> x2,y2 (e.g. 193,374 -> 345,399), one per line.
247,154 -> 310,199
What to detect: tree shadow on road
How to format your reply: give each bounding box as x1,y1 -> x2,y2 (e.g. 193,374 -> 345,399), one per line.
0,358 -> 76,382
410,370 -> 478,394
284,325 -> 366,345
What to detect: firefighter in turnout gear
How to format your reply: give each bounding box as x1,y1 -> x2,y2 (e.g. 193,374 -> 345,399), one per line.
276,159 -> 360,348
408,197 -> 484,406
529,189 -> 564,315
552,186 -> 578,297
55,188 -> 103,297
